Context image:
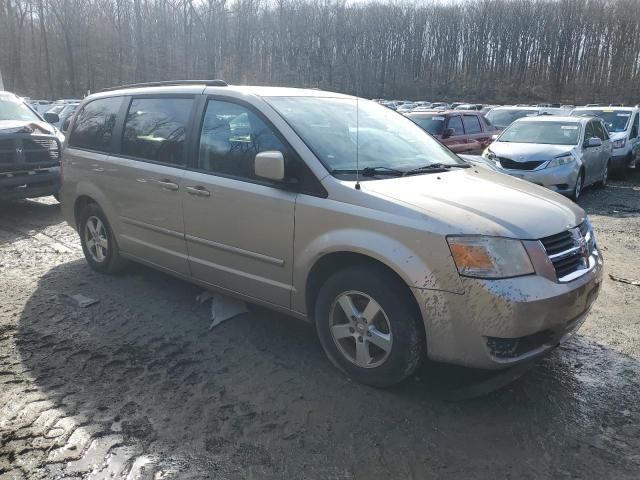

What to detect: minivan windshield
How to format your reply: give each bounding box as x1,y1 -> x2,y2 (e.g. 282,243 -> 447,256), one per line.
266,97 -> 464,175
570,109 -> 631,133
0,94 -> 41,122
498,121 -> 581,145
485,109 -> 539,129
407,115 -> 445,135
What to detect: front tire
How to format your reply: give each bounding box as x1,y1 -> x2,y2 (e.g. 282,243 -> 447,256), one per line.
572,169 -> 584,201
597,160 -> 610,188
78,203 -> 127,273
314,265 -> 426,387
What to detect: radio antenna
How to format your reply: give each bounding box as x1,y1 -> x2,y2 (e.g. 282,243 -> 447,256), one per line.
355,94 -> 360,190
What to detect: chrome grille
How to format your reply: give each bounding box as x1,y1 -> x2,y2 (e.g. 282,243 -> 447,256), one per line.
540,222 -> 595,282
0,137 -> 60,165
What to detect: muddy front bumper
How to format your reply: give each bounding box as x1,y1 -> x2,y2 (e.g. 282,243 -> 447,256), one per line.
412,251 -> 604,370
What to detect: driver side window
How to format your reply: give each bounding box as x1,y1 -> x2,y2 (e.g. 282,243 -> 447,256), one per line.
198,100 -> 288,181
447,116 -> 464,135
584,122 -> 595,145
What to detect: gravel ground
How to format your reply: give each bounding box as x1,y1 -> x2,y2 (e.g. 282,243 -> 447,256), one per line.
0,173 -> 639,479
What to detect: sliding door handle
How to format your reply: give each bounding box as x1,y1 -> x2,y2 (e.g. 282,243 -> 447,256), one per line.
185,185 -> 211,197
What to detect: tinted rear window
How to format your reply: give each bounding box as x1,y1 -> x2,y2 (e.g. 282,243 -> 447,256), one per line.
68,97 -> 122,152
121,97 -> 194,165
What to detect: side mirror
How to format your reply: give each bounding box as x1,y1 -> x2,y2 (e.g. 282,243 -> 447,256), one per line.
587,137 -> 602,148
43,112 -> 60,124
442,127 -> 455,139
62,117 -> 72,132
491,134 -> 499,141
255,151 -> 285,182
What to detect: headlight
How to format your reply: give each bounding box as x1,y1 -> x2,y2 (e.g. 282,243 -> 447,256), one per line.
612,138 -> 626,149
483,148 -> 496,160
546,153 -> 575,168
447,236 -> 534,279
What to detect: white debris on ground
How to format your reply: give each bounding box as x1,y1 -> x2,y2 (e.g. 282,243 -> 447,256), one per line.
196,290 -> 248,330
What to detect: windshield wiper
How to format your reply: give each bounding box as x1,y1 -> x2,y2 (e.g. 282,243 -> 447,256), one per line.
402,163 -> 470,176
331,166 -> 405,177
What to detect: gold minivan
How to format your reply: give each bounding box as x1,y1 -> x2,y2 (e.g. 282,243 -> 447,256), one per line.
60,81 -> 603,386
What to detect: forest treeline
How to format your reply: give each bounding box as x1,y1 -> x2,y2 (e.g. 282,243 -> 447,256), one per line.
1,0 -> 640,104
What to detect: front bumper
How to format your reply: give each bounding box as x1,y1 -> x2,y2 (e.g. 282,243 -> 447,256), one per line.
0,166 -> 60,201
496,162 -> 579,195
412,250 -> 603,370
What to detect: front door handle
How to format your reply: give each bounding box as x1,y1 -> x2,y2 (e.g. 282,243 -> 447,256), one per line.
156,179 -> 179,191
185,185 -> 211,197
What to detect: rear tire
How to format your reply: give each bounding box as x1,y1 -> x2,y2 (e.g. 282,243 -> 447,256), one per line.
314,265 -> 426,387
78,203 -> 127,273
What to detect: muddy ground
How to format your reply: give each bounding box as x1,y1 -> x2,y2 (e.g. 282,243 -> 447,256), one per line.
0,173 -> 639,480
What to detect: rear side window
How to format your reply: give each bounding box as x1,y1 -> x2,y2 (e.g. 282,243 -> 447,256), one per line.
447,116 -> 464,134
462,115 -> 482,133
68,97 -> 122,152
122,97 -> 194,165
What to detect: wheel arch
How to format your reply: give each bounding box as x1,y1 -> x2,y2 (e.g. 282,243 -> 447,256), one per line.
304,251 -> 423,327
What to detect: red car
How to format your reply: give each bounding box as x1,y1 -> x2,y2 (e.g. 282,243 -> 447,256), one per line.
405,110 -> 498,154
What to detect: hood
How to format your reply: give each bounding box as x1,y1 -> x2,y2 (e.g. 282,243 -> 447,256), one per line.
490,142 -> 573,161
362,168 -> 585,239
0,120 -> 55,136
608,131 -> 627,141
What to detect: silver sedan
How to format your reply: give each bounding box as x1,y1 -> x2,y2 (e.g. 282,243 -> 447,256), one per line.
482,116 -> 612,200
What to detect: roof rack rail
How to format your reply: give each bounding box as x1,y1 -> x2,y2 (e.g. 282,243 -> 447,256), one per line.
99,79 -> 228,92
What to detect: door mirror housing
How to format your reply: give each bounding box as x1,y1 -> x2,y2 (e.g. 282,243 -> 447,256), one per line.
491,134 -> 499,141
586,137 -> 602,148
255,151 -> 285,182
43,112 -> 60,124
442,128 -> 455,139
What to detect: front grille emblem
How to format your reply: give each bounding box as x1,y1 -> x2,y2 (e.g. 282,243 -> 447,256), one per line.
15,147 -> 25,162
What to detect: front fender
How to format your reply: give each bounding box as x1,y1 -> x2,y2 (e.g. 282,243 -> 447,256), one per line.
292,227 -> 464,315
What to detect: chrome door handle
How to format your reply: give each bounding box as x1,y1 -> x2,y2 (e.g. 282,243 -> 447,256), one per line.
157,179 -> 179,191
185,185 -> 211,197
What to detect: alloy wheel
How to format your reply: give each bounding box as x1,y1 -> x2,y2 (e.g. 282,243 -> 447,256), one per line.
329,291 -> 393,368
84,216 -> 109,263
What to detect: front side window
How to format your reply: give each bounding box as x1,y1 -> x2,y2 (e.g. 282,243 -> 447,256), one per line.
0,93 -> 41,122
584,122 -> 595,142
266,96 -> 464,175
499,121 -> 581,145
122,97 -> 193,165
632,114 -> 639,138
68,97 -> 122,152
593,121 -> 608,141
199,100 -> 287,180
463,115 -> 482,133
447,116 -> 464,135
